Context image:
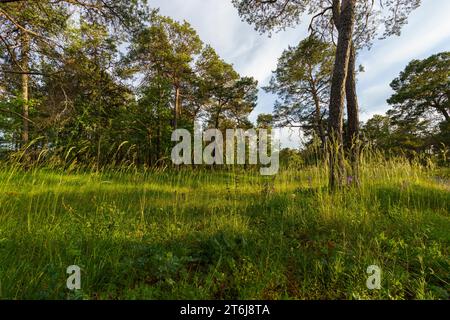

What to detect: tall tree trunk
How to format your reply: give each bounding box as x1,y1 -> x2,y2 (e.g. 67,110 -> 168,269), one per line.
215,107 -> 222,129
156,121 -> 161,162
312,88 -> 326,147
21,30 -> 30,146
328,0 -> 355,189
309,67 -> 326,148
173,86 -> 181,129
346,42 -> 360,186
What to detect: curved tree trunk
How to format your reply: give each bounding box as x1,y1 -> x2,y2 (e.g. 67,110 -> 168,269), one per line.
346,42 -> 360,186
328,0 -> 355,189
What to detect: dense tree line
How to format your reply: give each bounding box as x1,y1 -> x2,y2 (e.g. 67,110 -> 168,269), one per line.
362,52 -> 449,165
0,0 -> 447,180
266,38 -> 449,166
0,1 -> 258,167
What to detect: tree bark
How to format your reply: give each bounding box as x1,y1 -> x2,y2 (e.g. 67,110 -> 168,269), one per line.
173,86 -> 181,129
156,121 -> 161,162
346,41 -> 360,186
328,0 -> 355,189
309,67 -> 326,148
215,106 -> 222,129
312,87 -> 326,147
21,30 -> 30,146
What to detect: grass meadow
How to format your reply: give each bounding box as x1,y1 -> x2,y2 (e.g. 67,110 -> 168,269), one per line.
0,155 -> 448,300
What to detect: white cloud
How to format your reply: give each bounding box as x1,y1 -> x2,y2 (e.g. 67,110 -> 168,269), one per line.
151,0 -> 308,84
357,0 -> 450,120
360,0 -> 450,84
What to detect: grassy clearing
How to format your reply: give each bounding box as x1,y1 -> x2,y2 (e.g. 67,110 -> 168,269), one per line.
0,158 -> 448,300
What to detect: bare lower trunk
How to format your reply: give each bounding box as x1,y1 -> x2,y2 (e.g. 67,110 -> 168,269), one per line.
215,108 -> 221,129
312,90 -> 326,147
173,86 -> 181,129
21,31 -> 30,146
328,0 -> 355,189
156,122 -> 161,162
346,42 -> 360,186
309,67 -> 326,147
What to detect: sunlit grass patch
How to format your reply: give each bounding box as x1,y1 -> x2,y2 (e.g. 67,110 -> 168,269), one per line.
0,159 -> 448,300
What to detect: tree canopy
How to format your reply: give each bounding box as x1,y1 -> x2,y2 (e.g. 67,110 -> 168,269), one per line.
362,51 -> 449,163
388,52 -> 450,123
265,36 -> 334,145
0,3 -> 258,167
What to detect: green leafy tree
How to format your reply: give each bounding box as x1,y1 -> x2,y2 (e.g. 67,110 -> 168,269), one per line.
256,113 -> 274,129
130,76 -> 174,165
362,113 -> 434,158
362,115 -> 392,150
37,22 -> 133,164
384,52 -> 450,159
126,14 -> 203,130
388,52 -> 450,124
265,36 -> 334,146
196,46 -> 258,130
0,0 -> 148,145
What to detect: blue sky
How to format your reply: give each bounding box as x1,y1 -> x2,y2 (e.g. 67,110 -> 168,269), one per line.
150,0 -> 450,147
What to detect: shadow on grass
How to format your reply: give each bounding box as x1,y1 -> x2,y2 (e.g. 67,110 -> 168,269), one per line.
0,227 -> 260,300
1,178 -> 449,300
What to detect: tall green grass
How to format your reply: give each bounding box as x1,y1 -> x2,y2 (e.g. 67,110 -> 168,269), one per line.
0,154 -> 448,300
